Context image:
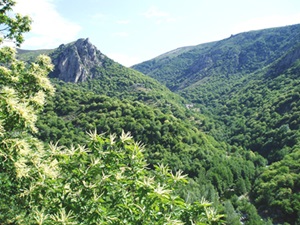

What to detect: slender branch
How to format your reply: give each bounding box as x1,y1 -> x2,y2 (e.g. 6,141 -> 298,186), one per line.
0,27 -> 9,32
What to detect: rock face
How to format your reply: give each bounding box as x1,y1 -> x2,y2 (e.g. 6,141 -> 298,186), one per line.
50,38 -> 105,83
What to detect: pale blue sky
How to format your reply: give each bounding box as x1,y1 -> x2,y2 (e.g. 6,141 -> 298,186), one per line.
15,0 -> 300,66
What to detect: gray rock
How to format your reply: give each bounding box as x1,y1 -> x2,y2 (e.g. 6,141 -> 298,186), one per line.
50,38 -> 105,83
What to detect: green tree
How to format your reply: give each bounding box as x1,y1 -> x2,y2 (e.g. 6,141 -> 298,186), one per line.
17,131 -> 224,224
0,3 -> 54,221
223,200 -> 240,225
252,148 -> 300,224
0,49 -> 54,221
0,0 -> 31,46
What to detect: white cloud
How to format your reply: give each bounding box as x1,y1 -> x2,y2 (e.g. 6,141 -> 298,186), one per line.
231,14 -> 300,35
107,52 -> 141,67
141,6 -> 176,23
14,0 -> 81,49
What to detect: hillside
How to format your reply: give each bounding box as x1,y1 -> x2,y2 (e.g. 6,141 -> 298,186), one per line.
132,24 -> 300,162
16,25 -> 300,223
17,39 -> 270,224
133,24 -> 300,224
133,24 -> 300,91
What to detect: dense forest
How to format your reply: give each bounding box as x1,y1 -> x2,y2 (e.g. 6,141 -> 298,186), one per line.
1,1 -> 300,224
133,24 -> 300,224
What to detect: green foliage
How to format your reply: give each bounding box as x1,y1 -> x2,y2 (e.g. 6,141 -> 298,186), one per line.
223,200 -> 240,225
133,24 -> 300,161
0,0 -> 32,46
13,131 -> 223,224
17,48 -> 55,62
133,24 -> 300,224
133,24 -> 300,91
21,41 -> 264,203
0,3 -> 47,221
0,47 -> 55,223
251,147 -> 300,224
187,60 -> 300,163
36,80 -> 266,203
9,3 -> 300,223
0,48 -> 224,224
0,5 -> 225,223
0,52 -> 225,224
235,199 -> 268,225
20,36 -> 268,223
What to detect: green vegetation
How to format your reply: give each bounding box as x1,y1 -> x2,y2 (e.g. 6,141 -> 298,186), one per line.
180,46 -> 300,163
0,50 -> 225,223
133,24 -> 300,224
36,78 -> 266,207
252,147 -> 300,224
4,0 -> 300,223
0,3 -> 225,224
0,0 -> 31,46
31,52 -> 269,223
16,48 -> 55,62
133,24 -> 300,91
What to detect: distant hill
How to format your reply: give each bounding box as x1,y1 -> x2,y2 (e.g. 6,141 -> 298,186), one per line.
17,48 -> 55,61
133,24 -> 300,91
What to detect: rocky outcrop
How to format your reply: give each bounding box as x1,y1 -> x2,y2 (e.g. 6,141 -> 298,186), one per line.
50,38 -> 105,83
266,44 -> 300,78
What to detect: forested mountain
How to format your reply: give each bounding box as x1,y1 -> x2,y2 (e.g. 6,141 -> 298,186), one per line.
16,37 -> 268,224
25,40 -> 263,181
15,24 -> 300,224
133,24 -> 300,91
133,24 -> 300,224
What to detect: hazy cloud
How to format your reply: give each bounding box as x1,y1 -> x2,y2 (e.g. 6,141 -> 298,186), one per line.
14,0 -> 81,49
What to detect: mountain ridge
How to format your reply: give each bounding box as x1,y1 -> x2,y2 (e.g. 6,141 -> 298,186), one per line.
132,23 -> 300,91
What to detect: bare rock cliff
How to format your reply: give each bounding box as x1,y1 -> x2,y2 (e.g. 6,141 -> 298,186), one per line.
50,38 -> 105,83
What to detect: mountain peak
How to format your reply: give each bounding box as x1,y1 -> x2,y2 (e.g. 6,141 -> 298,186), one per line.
74,38 -> 92,50
50,38 -> 106,83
